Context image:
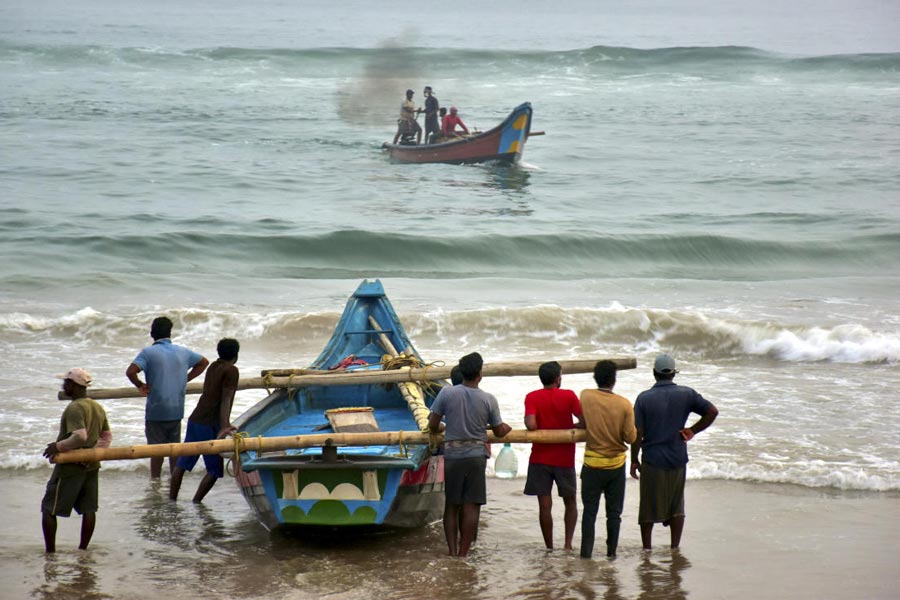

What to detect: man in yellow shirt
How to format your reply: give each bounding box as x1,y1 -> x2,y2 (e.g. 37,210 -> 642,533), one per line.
579,360 -> 636,559
392,88 -> 422,145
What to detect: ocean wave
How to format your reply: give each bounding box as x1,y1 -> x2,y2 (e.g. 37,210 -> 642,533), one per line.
3,39 -> 898,79
4,303 -> 899,365
690,459 -> 899,492
2,229 -> 898,282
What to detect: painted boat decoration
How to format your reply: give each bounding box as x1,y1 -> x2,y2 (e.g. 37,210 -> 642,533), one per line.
382,102 -> 534,164
232,280 -> 446,531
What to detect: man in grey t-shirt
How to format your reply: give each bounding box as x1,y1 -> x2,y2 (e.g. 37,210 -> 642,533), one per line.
429,352 -> 511,557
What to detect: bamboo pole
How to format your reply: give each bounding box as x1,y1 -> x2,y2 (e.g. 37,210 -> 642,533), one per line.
61,357 -> 637,400
368,315 -> 431,432
52,428 -> 586,464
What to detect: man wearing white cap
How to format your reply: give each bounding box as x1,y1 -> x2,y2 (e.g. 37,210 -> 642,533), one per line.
630,354 -> 718,551
41,368 -> 112,553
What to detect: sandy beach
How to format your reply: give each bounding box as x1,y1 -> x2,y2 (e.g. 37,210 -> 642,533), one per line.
4,469 -> 897,600
3,1 -> 900,599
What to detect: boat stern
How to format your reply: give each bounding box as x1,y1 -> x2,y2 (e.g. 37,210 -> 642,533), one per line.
235,451 -> 444,530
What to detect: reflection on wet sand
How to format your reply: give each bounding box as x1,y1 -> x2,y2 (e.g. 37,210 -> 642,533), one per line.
38,553 -> 108,600
637,549 -> 691,600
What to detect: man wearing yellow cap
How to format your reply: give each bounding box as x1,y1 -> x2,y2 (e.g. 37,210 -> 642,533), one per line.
41,368 -> 112,553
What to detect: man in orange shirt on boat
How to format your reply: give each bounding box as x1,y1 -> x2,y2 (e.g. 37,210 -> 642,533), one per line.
442,106 -> 469,138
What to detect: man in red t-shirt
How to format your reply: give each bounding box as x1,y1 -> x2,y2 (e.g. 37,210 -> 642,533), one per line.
441,106 -> 469,138
524,361 -> 584,550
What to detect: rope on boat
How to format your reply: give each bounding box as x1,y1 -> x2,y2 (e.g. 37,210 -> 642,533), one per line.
225,432 -> 266,477
397,429 -> 408,458
381,353 -> 434,432
226,431 -> 249,477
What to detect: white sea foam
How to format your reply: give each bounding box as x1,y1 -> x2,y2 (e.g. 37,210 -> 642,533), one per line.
690,460 -> 899,492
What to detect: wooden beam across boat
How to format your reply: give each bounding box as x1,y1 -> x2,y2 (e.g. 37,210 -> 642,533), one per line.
58,357 -> 637,400
51,428 -> 587,464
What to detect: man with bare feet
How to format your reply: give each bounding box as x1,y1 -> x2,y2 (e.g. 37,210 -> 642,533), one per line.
429,352 -> 511,557
523,361 -> 583,551
630,354 -> 718,550
41,368 -> 112,552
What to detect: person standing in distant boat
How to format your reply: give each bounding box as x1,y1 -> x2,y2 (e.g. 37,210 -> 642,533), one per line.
630,354 -> 718,550
423,86 -> 440,144
41,368 -> 112,553
393,88 -> 422,145
579,360 -> 636,559
428,352 -> 511,557
523,360 -> 584,551
442,106 -> 469,138
170,338 -> 240,503
126,316 -> 209,479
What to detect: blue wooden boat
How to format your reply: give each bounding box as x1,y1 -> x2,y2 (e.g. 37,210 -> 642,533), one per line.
232,280 -> 446,531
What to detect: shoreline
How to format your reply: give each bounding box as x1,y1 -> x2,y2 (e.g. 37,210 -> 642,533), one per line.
3,469 -> 898,599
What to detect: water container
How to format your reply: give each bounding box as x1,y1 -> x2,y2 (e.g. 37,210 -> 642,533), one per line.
494,443 -> 518,479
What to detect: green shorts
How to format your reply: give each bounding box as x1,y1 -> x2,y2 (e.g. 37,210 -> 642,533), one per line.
638,463 -> 685,524
41,466 -> 100,517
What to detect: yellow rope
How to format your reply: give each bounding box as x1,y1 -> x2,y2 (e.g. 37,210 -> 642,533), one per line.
397,430 -> 407,458
226,431 -> 249,477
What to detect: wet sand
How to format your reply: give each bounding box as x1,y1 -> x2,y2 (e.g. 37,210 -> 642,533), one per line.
3,469 -> 898,599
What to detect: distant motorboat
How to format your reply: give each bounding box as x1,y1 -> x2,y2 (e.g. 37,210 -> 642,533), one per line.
382,102 -> 537,165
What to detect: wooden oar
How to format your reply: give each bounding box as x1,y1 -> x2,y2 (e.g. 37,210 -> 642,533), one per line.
51,428 -> 586,464
527,130 -> 545,137
59,357 -> 637,400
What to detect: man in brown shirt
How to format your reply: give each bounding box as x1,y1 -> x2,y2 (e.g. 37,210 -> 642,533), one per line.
579,360 -> 637,559
169,338 -> 239,502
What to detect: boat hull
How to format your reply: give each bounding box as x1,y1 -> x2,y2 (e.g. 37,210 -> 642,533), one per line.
232,280 -> 447,531
235,453 -> 444,531
382,102 -> 533,164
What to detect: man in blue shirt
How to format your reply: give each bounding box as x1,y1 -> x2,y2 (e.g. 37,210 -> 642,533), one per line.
126,316 -> 208,479
630,354 -> 718,550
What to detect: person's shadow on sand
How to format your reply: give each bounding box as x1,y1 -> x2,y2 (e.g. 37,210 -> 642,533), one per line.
637,549 -> 691,600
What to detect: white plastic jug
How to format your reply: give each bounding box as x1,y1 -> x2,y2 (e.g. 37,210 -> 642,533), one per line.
494,442 -> 518,479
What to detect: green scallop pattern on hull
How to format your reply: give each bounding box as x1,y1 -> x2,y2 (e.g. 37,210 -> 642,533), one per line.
281,502 -> 379,525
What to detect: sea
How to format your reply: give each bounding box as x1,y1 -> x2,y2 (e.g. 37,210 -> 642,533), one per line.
2,0 -> 899,598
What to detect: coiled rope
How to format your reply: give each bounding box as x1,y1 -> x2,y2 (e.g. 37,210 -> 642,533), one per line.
225,431 -> 264,477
